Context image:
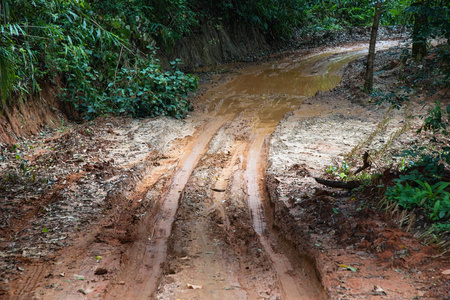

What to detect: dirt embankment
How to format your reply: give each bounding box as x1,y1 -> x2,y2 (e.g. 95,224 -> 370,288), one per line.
0,83 -> 65,145
160,25 -> 409,69
158,22 -> 272,70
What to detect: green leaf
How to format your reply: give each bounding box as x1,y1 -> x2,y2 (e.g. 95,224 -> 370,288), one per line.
42,228 -> 49,233
434,182 -> 450,195
340,264 -> 358,272
433,200 -> 441,213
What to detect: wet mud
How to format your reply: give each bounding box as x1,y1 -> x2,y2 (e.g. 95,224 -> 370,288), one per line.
1,40 -> 449,300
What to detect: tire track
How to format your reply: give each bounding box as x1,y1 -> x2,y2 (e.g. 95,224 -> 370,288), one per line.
11,264 -> 48,299
105,116 -> 231,299
245,130 -> 327,300
155,125 -> 282,299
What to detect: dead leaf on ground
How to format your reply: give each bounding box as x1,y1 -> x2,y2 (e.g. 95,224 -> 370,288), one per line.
442,269 -> 450,275
187,283 -> 203,289
373,285 -> 387,295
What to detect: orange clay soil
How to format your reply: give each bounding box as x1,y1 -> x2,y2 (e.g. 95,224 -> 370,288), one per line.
1,42 -> 448,300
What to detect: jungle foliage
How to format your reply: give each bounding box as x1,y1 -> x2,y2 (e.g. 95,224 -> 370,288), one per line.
0,0 -> 449,120
370,1 -> 450,237
0,0 -> 313,119
385,110 -> 450,234
0,0 -> 199,119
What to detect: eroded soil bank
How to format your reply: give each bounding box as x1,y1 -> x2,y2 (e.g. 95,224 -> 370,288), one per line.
0,40 -> 449,300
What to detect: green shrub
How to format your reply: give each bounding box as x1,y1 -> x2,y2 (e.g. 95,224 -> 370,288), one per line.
0,0 -> 198,119
387,179 -> 450,219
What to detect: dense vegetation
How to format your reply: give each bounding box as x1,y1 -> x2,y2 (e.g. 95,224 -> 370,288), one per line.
385,99 -> 450,236
3,0 -> 445,120
376,1 -> 450,238
0,0 -> 199,120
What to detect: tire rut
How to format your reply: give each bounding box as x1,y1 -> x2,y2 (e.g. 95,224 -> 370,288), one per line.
10,264 -> 48,299
105,116 -> 230,299
156,114 -> 327,299
156,126 -> 281,299
245,130 -> 327,300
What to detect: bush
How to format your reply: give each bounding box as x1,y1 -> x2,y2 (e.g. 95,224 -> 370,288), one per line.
0,0 -> 197,119
387,179 -> 450,220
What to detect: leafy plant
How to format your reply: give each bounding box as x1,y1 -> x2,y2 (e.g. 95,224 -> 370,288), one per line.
432,222 -> 450,233
0,0 -> 198,119
430,194 -> 450,221
386,179 -> 450,221
419,101 -> 450,135
326,161 -> 351,180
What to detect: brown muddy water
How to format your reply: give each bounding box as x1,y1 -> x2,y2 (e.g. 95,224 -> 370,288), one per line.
201,44 -> 385,130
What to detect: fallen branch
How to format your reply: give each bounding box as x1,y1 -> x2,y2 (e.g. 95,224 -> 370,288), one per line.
314,177 -> 361,190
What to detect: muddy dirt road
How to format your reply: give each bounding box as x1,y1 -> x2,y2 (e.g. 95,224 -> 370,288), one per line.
149,44 -> 391,300
105,44 -> 368,299
3,40 -> 448,300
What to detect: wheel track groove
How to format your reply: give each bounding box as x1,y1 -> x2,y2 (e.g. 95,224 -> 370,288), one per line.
105,115 -> 230,299
245,130 -> 328,300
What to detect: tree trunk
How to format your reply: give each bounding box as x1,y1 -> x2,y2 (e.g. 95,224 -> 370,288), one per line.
412,0 -> 429,61
364,1 -> 382,92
